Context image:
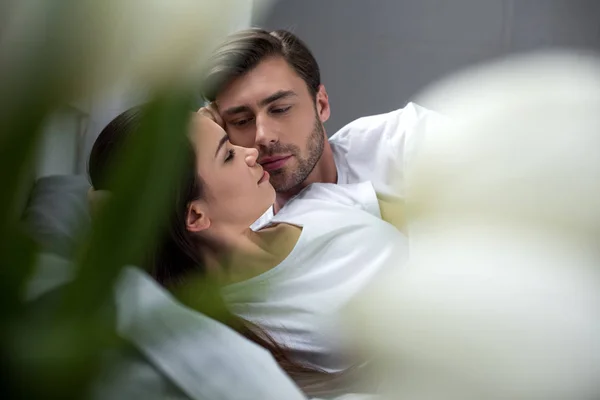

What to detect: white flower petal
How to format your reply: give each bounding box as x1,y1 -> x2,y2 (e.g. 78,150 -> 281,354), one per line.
1,0 -> 260,97
347,51 -> 600,400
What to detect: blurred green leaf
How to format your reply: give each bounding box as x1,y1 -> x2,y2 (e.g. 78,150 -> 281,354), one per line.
4,91 -> 195,399
1,1 -> 242,398
7,288 -> 121,399
65,92 -> 191,317
0,0 -> 81,318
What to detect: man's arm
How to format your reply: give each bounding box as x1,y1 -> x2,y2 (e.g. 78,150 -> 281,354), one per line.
328,102 -> 446,198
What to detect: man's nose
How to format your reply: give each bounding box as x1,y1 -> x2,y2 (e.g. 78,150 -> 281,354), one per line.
254,115 -> 278,147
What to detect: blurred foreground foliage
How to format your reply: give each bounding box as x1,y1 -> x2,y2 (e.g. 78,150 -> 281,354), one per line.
0,1 -> 229,398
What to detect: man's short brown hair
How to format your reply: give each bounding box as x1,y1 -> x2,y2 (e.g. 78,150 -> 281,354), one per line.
202,28 -> 321,102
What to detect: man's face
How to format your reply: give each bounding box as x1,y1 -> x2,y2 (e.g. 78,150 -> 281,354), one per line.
215,56 -> 330,192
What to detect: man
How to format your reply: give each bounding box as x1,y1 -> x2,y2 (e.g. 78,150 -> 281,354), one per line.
202,28 -> 442,228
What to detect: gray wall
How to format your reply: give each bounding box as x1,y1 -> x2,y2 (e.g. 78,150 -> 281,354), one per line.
255,0 -> 600,134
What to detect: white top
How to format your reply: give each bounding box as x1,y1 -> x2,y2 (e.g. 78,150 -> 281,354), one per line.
112,267 -> 308,400
251,102 -> 443,229
223,182 -> 409,372
27,258 -> 310,399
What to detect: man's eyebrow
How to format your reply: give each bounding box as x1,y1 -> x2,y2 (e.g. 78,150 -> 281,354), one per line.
214,134 -> 228,158
222,105 -> 251,116
222,90 -> 297,116
258,90 -> 297,107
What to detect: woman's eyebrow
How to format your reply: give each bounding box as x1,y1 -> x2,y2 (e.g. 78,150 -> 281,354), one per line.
214,134 -> 229,158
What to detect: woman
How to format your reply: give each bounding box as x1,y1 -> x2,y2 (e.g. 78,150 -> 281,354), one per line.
88,106 -> 407,395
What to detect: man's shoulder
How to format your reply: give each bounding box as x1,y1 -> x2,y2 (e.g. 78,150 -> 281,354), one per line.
328,102 -> 442,194
329,102 -> 433,145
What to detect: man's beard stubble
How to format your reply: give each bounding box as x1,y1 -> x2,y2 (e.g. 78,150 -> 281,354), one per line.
262,115 -> 325,193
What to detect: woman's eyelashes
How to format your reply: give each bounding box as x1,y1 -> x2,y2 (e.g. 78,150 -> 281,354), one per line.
225,148 -> 235,163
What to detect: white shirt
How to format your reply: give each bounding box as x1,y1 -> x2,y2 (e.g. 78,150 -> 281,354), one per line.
251,102 -> 443,229
223,182 -> 409,372
331,102 -> 443,199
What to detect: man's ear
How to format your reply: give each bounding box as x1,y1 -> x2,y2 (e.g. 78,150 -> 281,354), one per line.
186,201 -> 211,233
315,84 -> 330,123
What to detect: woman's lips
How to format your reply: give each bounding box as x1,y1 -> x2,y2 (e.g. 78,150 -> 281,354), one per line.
258,170 -> 270,184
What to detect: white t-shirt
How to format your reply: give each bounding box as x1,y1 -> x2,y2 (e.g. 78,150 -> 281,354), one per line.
251,102 -> 443,229
222,182 -> 409,373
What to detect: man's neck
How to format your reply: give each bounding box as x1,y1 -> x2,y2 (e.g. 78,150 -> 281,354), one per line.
274,142 -> 337,213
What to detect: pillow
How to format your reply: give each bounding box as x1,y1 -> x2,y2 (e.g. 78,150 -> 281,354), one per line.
21,174 -> 91,258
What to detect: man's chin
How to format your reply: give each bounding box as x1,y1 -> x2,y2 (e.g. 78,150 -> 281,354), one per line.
268,165 -> 306,193
267,170 -> 288,190
272,179 -> 305,194
270,179 -> 294,193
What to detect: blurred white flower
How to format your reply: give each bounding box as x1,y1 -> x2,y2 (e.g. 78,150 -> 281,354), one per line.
1,0 -> 272,99
409,51 -> 600,235
346,51 -> 600,400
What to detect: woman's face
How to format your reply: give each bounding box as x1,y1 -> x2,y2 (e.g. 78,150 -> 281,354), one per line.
187,115 -> 275,233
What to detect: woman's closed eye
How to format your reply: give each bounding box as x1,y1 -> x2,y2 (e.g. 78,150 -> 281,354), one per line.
225,148 -> 235,163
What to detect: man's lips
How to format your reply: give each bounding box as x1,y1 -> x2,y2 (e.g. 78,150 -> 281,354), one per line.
259,155 -> 292,171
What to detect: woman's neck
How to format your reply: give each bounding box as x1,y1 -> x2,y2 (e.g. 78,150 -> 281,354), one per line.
202,224 -> 302,285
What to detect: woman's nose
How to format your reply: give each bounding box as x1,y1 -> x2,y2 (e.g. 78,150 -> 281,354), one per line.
244,147 -> 259,166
